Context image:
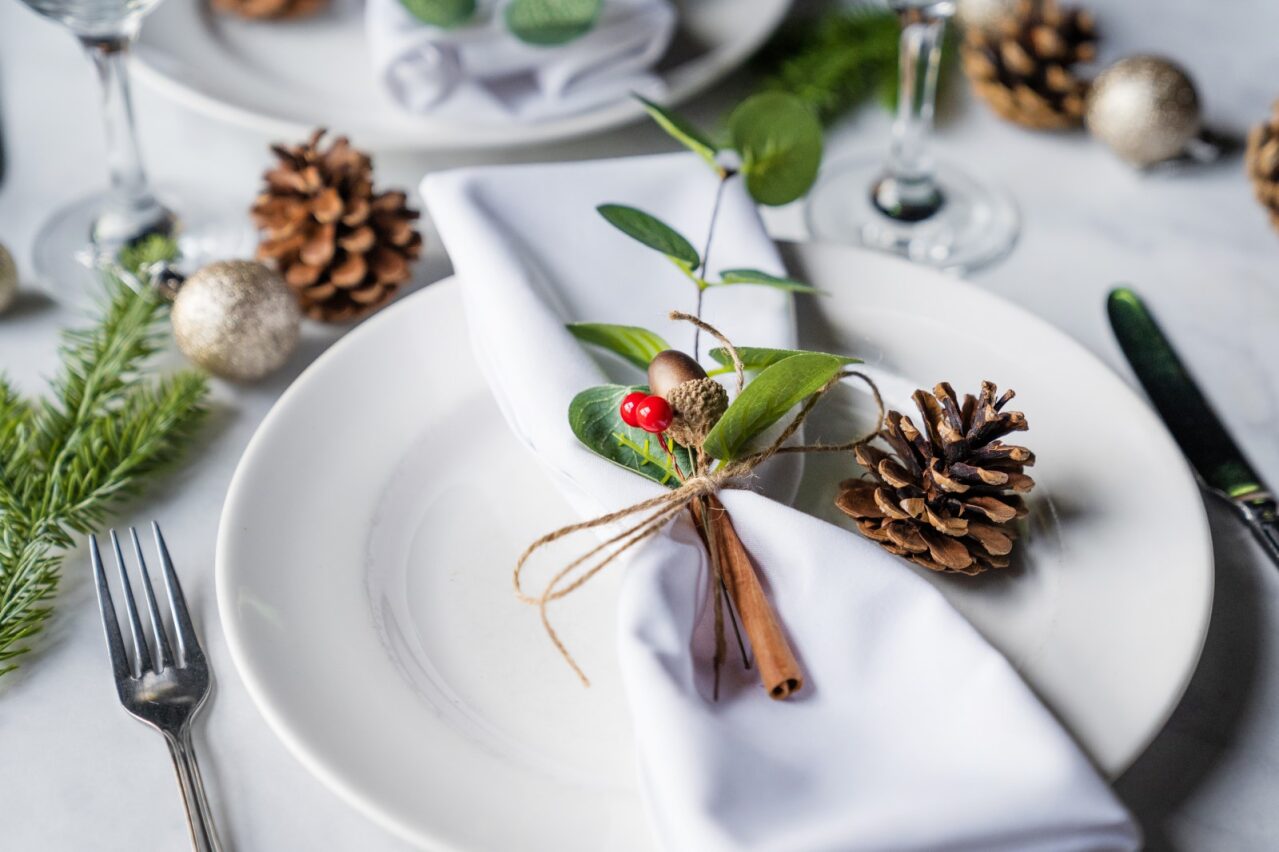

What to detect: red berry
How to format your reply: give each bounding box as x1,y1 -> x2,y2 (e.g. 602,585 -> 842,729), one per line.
635,395 -> 673,433
619,391 -> 647,427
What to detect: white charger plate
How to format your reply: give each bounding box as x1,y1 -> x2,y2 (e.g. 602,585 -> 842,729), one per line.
133,0 -> 791,150
217,242 -> 1213,850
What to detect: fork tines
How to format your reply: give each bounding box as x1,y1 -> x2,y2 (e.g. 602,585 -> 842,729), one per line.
90,522 -> 203,679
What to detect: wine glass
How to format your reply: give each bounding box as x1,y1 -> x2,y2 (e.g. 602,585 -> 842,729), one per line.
805,0 -> 1019,273
14,0 -> 242,300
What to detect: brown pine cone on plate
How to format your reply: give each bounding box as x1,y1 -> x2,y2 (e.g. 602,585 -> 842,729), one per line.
836,382 -> 1035,576
252,129 -> 423,323
962,0 -> 1097,130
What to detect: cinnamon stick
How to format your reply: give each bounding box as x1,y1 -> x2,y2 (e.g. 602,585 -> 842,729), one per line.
702,494 -> 804,699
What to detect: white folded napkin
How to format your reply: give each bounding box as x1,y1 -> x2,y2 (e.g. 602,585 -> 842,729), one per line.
423,153 -> 1141,851
366,0 -> 675,123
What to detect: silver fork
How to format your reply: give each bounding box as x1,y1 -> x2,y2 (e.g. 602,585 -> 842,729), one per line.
91,523 -> 223,852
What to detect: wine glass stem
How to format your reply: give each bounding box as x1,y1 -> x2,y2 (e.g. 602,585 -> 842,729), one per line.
79,33 -> 171,247
874,6 -> 950,222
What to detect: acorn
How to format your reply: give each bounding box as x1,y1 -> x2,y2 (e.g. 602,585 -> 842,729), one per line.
648,350 -> 729,448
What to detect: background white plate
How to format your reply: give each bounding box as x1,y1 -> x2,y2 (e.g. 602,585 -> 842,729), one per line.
217,243 -> 1213,850
133,0 -> 791,150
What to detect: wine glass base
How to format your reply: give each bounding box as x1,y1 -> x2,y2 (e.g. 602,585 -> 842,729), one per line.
31,186 -> 257,307
805,154 -> 1020,274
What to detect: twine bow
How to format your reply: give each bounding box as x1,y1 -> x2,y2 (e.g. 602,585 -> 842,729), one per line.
515,312 -> 883,688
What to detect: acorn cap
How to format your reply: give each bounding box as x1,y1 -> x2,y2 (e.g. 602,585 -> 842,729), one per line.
665,377 -> 729,448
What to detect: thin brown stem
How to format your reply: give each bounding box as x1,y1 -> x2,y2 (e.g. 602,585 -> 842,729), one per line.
692,175 -> 732,361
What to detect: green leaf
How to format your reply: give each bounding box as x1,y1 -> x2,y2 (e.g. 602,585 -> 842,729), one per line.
597,204 -> 700,267
399,0 -> 476,27
702,352 -> 847,460
709,346 -> 860,372
635,95 -> 719,168
505,0 -> 601,45
569,385 -> 692,487
716,268 -> 820,293
727,92 -> 824,206
567,323 -> 671,371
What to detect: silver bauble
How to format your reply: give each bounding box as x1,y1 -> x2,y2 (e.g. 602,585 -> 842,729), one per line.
172,260 -> 301,382
956,0 -> 1022,35
1085,55 -> 1201,167
0,242 -> 17,315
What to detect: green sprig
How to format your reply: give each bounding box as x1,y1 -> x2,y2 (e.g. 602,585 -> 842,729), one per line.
751,4 -> 959,125
0,274 -> 209,680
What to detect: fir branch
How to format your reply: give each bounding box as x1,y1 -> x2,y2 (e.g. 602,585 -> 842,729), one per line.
0,275 -> 208,679
752,4 -> 959,126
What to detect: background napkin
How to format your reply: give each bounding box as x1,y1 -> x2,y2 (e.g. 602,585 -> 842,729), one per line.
366,0 -> 675,123
423,153 -> 1141,851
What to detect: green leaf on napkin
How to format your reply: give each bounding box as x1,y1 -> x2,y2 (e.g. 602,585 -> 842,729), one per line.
727,93 -> 824,206
399,0 -> 476,28
715,268 -> 821,293
709,346 -> 860,372
506,0 -> 602,45
569,385 -> 693,487
635,95 -> 720,169
568,323 -> 671,371
597,204 -> 700,268
702,352 -> 847,460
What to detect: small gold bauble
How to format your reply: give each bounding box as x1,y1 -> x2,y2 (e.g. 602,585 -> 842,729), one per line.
1085,55 -> 1201,167
172,260 -> 301,382
0,242 -> 17,315
956,0 -> 1022,35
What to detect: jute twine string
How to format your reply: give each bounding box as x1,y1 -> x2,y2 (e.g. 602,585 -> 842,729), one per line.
515,312 -> 885,686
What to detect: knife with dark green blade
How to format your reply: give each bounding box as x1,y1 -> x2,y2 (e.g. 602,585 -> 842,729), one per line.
1108,287 -> 1279,566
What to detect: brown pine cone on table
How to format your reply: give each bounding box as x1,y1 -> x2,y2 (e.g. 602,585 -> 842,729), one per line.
211,0 -> 326,19
836,382 -> 1035,576
962,0 -> 1097,130
1246,101 -> 1279,234
252,129 -> 423,323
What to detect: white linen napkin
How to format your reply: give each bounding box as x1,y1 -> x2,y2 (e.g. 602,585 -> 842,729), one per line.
366,0 -> 675,123
423,153 -> 1141,851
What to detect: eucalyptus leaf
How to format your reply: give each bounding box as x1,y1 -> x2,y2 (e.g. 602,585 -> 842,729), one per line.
399,0 -> 476,28
567,323 -> 671,371
702,353 -> 847,460
727,92 -> 824,206
569,385 -> 693,487
709,346 -> 860,371
505,0 -> 601,45
597,204 -> 700,267
635,95 -> 719,168
716,268 -> 821,293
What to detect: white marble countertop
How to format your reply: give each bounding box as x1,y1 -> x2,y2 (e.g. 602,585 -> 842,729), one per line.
3,2 -> 1279,849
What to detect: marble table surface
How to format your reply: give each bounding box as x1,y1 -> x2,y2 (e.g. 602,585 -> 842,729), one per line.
2,2 -> 1279,849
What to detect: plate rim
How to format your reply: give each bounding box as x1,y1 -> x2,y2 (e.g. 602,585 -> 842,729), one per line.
132,0 -> 794,151
217,243 -> 1214,847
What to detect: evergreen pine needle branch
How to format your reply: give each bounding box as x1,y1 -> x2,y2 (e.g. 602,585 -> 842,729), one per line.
751,4 -> 959,126
0,273 -> 209,680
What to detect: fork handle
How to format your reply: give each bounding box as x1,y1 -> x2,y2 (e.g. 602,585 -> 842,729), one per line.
165,728 -> 224,852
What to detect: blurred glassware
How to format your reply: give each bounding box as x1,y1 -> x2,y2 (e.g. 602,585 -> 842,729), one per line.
805,0 -> 1019,273
15,0 -> 246,301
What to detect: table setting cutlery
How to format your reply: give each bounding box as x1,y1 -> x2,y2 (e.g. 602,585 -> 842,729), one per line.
7,0 -> 1279,848
91,523 -> 223,852
1109,287 -> 1279,567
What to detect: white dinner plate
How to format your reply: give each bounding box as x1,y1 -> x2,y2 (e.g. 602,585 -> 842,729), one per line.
217,242 -> 1213,850
133,0 -> 791,150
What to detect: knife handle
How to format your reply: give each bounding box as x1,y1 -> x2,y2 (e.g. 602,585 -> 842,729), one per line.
1237,495 -> 1279,567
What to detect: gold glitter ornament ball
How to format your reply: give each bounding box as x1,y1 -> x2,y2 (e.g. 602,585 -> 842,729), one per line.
0,242 -> 17,315
1085,55 -> 1200,167
172,260 -> 301,381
